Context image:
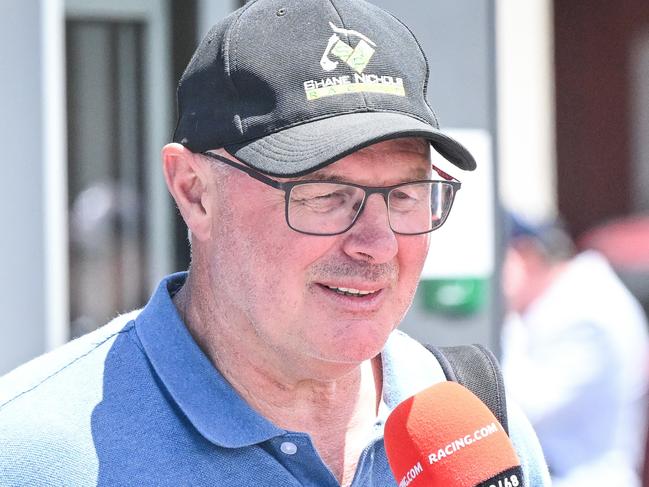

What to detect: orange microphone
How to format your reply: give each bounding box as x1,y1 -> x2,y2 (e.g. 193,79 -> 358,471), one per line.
384,381 -> 524,487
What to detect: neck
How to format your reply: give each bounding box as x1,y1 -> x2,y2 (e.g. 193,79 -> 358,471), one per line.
173,269 -> 384,485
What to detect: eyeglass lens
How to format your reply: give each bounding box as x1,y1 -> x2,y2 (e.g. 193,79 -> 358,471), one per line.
287,181 -> 455,235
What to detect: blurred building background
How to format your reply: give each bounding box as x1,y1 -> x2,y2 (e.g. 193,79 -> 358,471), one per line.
2,0 -> 648,383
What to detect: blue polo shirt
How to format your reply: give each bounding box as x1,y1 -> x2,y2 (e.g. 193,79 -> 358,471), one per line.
0,273 -> 550,486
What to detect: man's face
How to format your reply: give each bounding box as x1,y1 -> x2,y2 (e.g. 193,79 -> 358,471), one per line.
203,138 -> 434,371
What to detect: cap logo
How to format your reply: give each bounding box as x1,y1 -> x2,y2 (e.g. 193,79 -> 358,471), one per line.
303,22 -> 406,101
320,22 -> 376,74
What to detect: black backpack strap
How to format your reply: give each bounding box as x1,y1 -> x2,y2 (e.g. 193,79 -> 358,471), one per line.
424,344 -> 510,434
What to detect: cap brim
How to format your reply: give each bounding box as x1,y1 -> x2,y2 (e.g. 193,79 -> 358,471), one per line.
225,112 -> 476,177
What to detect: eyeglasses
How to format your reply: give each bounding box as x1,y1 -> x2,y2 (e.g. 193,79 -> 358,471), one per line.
202,152 -> 461,236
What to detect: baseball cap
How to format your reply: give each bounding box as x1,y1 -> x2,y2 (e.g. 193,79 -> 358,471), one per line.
173,0 -> 477,177
505,211 -> 576,260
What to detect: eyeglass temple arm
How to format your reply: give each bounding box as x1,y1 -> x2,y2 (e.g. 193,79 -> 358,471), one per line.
205,151 -> 460,188
202,152 -> 284,189
432,164 -> 460,183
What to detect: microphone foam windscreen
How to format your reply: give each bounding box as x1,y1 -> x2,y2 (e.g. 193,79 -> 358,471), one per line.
384,381 -> 524,487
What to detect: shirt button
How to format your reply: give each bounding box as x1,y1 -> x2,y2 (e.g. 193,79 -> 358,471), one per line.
280,441 -> 298,455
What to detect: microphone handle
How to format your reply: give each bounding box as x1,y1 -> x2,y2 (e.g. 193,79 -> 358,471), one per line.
476,465 -> 525,487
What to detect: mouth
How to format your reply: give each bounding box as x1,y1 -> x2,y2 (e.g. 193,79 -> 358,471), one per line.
320,284 -> 381,298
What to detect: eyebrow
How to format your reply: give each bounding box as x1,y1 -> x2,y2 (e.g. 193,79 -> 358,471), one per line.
292,172 -> 347,183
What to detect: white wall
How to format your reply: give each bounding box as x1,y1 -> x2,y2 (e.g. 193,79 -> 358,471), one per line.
0,0 -> 67,374
497,0 -> 557,222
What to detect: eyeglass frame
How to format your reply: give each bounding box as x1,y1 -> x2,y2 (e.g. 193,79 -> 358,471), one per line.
201,151 -> 461,236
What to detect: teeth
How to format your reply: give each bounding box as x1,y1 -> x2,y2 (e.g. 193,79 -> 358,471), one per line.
325,285 -> 377,297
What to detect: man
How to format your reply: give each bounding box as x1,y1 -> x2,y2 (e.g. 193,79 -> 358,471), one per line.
501,214 -> 649,486
0,1 -> 549,485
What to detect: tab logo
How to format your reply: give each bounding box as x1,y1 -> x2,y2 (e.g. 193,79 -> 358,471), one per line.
320,22 -> 376,74
304,22 -> 406,101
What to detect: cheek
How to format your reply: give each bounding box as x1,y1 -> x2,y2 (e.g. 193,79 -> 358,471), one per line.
397,235 -> 430,281
391,235 -> 430,311
218,216 -> 336,306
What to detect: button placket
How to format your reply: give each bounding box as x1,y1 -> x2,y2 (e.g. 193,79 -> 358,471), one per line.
280,441 -> 298,455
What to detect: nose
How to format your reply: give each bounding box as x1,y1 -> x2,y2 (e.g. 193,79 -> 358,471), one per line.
341,193 -> 398,264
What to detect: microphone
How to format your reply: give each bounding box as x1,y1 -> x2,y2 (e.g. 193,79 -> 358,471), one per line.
384,381 -> 524,487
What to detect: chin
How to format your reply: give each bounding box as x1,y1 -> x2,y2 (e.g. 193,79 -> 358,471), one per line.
319,324 -> 393,363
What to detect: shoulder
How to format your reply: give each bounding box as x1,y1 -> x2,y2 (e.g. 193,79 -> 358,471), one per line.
554,252 -> 645,320
0,310 -> 140,407
507,397 -> 552,485
0,311 -> 142,484
0,409 -> 101,485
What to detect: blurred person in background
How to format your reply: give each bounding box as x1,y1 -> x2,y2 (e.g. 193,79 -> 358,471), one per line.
501,213 -> 649,486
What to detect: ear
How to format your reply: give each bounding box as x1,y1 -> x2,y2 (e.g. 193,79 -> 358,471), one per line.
511,238 -> 546,274
162,143 -> 212,241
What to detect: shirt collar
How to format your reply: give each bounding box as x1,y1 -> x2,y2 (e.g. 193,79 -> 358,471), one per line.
135,273 -> 447,448
376,330 -> 448,424
134,272 -> 285,448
